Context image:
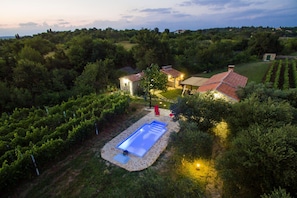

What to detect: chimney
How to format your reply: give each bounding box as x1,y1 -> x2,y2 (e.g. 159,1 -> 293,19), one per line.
228,65 -> 235,72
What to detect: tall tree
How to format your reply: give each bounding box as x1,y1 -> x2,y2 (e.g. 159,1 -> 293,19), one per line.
18,46 -> 44,63
13,59 -> 49,104
74,59 -> 116,95
216,124 -> 297,197
132,29 -> 172,70
139,64 -> 167,107
170,93 -> 231,130
248,32 -> 283,57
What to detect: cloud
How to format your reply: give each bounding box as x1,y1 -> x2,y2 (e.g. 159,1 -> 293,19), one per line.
139,8 -> 172,14
19,22 -> 38,27
180,0 -> 252,7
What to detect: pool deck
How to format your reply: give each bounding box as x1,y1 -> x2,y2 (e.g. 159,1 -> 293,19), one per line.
101,108 -> 180,171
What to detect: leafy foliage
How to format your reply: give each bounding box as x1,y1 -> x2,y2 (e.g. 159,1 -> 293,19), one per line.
171,93 -> 231,131
0,93 -> 130,194
140,63 -> 168,94
227,95 -> 294,134
216,124 -> 297,197
261,187 -> 292,198
171,121 -> 213,159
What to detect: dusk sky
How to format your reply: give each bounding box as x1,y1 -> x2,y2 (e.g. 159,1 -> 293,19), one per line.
1,0 -> 296,36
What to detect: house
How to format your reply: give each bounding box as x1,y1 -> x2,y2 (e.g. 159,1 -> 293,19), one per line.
197,65 -> 248,102
160,65 -> 184,88
263,53 -> 276,61
174,29 -> 186,34
119,72 -> 144,96
119,66 -> 183,95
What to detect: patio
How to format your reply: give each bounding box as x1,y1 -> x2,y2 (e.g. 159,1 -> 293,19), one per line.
101,108 -> 180,171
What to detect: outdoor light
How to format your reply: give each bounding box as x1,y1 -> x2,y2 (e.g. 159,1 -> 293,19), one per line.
196,163 -> 200,170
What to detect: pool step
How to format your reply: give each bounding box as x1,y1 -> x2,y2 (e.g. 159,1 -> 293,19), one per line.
149,123 -> 167,135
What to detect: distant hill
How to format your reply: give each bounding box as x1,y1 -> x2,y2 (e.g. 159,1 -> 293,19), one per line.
0,36 -> 14,40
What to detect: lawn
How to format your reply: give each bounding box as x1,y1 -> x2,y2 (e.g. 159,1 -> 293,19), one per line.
235,61 -> 270,83
196,60 -> 270,83
159,88 -> 182,100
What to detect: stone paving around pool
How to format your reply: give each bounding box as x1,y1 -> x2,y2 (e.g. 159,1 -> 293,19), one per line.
101,108 -> 180,171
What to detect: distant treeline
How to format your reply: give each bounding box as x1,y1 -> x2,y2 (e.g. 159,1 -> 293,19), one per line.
0,26 -> 297,113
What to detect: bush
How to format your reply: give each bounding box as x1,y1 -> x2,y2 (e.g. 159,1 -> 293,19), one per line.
171,121 -> 213,159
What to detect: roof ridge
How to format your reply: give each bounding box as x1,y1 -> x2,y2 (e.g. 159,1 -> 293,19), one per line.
213,71 -> 232,90
221,70 -> 232,82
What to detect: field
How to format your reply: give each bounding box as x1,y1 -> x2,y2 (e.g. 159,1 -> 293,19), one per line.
263,59 -> 297,89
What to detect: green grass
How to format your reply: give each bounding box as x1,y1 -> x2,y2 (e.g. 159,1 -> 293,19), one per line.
160,89 -> 182,99
116,41 -> 137,50
235,61 -> 270,83
196,61 -> 270,83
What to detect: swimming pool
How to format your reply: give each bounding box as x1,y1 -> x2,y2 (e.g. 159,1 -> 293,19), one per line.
116,120 -> 168,157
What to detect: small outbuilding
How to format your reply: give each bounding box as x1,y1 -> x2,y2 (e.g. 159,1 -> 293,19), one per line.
160,65 -> 184,88
263,53 -> 276,61
119,72 -> 144,96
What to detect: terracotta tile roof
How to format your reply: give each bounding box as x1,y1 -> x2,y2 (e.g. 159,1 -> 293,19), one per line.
160,66 -> 182,78
121,72 -> 144,82
198,70 -> 248,101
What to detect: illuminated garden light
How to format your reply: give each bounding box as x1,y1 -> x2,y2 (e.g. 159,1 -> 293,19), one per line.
196,163 -> 200,170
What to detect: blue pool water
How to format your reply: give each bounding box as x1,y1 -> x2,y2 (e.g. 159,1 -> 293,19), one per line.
117,120 -> 168,157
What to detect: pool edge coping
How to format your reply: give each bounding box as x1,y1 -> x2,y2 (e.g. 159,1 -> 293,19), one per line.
100,108 -> 180,172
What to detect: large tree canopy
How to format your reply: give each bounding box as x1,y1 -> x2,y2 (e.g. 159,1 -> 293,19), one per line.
140,64 -> 167,93
216,124 -> 297,198
170,93 -> 231,130
74,59 -> 117,95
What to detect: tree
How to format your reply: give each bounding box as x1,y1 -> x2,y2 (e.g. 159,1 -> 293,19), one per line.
139,64 -> 167,107
216,124 -> 297,197
23,36 -> 55,55
13,59 -> 49,104
18,46 -> 44,63
45,48 -> 71,70
261,187 -> 292,198
170,93 -> 231,130
74,59 -> 117,95
0,81 -> 11,113
132,29 -> 172,70
67,35 -> 93,72
227,94 -> 294,136
171,121 -> 213,159
248,32 -> 283,57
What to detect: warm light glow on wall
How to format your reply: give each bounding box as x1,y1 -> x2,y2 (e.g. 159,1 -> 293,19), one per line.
123,78 -> 129,84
